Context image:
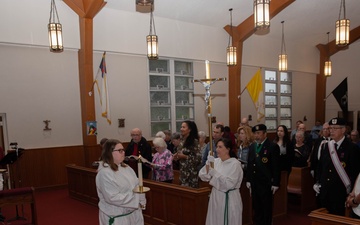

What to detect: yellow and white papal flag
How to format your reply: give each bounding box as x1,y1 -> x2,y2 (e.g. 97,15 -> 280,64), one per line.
94,52 -> 111,125
246,69 -> 265,122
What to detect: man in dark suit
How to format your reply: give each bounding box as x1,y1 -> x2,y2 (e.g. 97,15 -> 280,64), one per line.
246,124 -> 281,225
310,122 -> 331,180
125,128 -> 153,179
315,117 -> 360,216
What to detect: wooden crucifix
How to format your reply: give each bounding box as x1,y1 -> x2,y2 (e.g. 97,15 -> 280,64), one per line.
192,60 -> 226,167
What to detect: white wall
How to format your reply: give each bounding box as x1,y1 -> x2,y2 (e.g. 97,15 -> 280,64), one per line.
0,0 -> 358,149
0,44 -> 82,148
325,41 -> 360,125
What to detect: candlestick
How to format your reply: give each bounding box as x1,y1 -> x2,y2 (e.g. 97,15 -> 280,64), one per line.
138,157 -> 143,187
205,60 -> 210,79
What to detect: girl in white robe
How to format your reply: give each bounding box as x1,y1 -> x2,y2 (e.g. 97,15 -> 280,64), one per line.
199,138 -> 243,225
96,139 -> 146,225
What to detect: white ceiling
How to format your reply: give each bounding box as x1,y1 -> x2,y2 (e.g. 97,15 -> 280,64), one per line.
105,0 -> 360,47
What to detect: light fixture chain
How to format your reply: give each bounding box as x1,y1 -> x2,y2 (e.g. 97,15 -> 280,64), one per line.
338,0 -> 346,20
327,32 -> 330,59
49,0 -> 54,23
228,8 -> 233,46
49,0 -> 61,23
149,4 -> 156,35
281,21 -> 286,54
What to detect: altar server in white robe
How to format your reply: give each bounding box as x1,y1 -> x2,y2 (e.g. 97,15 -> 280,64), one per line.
96,139 -> 146,225
199,138 -> 243,225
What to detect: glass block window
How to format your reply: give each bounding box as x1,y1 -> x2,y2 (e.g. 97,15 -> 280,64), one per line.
264,70 -> 292,131
149,59 -> 194,137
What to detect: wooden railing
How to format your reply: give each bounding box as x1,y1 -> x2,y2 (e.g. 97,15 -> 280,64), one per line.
66,165 -> 288,225
309,208 -> 360,225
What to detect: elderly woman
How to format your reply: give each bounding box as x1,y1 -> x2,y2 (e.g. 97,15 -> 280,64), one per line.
198,131 -> 207,157
293,131 -> 310,167
96,139 -> 146,225
151,137 -> 174,183
199,138 -> 243,225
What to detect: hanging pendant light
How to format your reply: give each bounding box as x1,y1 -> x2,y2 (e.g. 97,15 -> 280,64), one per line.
227,8 -> 237,66
48,0 -> 63,53
278,21 -> 287,71
324,32 -> 332,77
146,3 -> 158,60
335,0 -> 350,46
254,0 -> 270,30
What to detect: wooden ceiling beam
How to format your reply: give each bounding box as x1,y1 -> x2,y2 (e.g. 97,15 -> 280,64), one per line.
316,25 -> 360,123
224,0 -> 296,42
226,0 -> 295,131
63,0 -> 106,18
317,25 -> 360,57
63,0 -> 106,163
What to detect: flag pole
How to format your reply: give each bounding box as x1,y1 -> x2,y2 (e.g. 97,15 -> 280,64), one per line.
239,87 -> 246,96
324,92 -> 332,101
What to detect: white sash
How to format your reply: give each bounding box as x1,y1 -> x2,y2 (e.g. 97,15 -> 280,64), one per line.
328,140 -> 351,194
317,139 -> 329,160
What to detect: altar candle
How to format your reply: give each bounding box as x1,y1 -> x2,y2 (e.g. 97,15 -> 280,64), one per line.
205,60 -> 210,79
138,158 -> 143,187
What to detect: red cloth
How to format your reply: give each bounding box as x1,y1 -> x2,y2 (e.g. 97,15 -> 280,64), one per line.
132,143 -> 138,156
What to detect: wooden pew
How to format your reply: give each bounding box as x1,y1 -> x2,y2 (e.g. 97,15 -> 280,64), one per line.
66,164 -> 98,206
287,166 -> 317,212
0,187 -> 38,225
142,180 -> 209,225
309,208 -> 360,225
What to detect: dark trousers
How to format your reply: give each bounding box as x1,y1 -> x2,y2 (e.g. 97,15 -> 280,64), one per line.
252,184 -> 273,225
320,192 -> 346,216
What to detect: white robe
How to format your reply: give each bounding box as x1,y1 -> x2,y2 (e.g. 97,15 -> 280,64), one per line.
199,158 -> 243,225
96,163 -> 144,225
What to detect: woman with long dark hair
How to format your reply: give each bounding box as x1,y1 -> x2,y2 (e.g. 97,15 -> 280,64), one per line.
199,138 -> 243,225
173,120 -> 201,188
274,125 -> 294,175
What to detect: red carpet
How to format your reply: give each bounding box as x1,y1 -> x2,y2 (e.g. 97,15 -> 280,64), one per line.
1,188 -> 311,225
1,188 -> 98,225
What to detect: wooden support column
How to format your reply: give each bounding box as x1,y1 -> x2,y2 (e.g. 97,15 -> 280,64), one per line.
224,0 -> 295,131
316,25 -> 360,122
63,0 -> 106,166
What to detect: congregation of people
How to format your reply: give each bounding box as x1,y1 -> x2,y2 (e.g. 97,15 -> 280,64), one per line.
94,117 -> 360,225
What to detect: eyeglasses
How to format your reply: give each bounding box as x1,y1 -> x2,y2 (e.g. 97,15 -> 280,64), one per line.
328,126 -> 344,131
131,134 -> 141,137
113,148 -> 125,153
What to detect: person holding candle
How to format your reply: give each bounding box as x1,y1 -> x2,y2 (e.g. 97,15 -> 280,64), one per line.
173,120 -> 202,188
96,139 -> 146,225
199,138 -> 243,225
151,137 -> 174,183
